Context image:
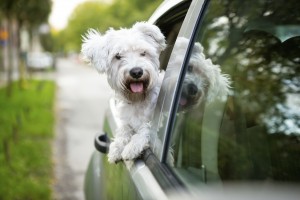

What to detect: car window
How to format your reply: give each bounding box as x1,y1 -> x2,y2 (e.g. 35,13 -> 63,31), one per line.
167,0 -> 300,188
150,0 -> 194,158
155,1 -> 193,70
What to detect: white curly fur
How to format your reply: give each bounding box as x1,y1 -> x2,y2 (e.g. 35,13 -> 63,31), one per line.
81,22 -> 166,163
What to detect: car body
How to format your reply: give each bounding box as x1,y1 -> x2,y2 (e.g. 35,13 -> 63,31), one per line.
85,0 -> 300,199
26,52 -> 54,70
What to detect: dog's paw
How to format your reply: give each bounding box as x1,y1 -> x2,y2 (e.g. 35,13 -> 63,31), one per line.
107,141 -> 124,164
107,153 -> 122,164
121,145 -> 141,161
121,134 -> 149,161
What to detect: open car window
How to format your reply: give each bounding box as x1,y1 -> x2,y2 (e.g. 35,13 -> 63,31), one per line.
155,1 -> 193,71
167,0 -> 300,188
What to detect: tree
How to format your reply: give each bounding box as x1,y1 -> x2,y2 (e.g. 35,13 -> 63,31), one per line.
60,2 -> 110,52
200,0 -> 300,125
56,0 -> 163,52
0,0 -> 51,95
0,0 -> 19,95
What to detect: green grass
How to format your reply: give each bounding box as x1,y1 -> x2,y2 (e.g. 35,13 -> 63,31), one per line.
0,80 -> 55,200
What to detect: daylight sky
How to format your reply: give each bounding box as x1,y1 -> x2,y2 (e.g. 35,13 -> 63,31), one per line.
49,0 -> 87,30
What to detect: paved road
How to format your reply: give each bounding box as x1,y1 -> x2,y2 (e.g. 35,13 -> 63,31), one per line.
53,58 -> 112,200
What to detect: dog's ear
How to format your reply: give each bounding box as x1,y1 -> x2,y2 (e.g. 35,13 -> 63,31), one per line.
81,29 -> 108,73
133,22 -> 166,53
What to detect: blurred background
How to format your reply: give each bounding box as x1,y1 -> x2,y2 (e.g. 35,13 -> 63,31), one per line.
0,0 -> 162,199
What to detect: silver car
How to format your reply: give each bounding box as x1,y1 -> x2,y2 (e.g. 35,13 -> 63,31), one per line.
85,0 -> 300,199
26,52 -> 54,70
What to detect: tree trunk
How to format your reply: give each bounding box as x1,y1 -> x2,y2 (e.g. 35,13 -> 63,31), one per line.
5,17 -> 19,96
6,17 -> 13,96
18,23 -> 28,89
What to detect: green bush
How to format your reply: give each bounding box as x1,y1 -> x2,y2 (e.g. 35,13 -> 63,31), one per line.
0,80 -> 55,200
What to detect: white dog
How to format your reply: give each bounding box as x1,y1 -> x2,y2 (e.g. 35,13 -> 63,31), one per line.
81,22 -> 166,163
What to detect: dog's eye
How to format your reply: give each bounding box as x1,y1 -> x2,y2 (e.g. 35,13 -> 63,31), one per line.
115,53 -> 122,60
187,64 -> 193,72
140,51 -> 146,56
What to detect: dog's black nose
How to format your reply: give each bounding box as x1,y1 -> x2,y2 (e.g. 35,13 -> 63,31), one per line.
187,83 -> 198,96
130,67 -> 143,79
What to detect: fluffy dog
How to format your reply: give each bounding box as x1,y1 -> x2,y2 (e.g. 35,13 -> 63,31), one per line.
81,22 -> 166,163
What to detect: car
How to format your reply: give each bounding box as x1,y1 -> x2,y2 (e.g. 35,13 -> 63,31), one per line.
84,0 -> 300,199
26,52 -> 54,70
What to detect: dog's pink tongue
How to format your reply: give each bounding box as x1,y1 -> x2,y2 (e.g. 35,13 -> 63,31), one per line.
130,82 -> 143,93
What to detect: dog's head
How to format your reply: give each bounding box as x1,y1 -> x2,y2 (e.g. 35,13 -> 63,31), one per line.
81,22 -> 166,102
169,37 -> 230,110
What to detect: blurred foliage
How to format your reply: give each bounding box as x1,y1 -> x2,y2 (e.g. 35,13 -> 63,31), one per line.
0,0 -> 52,95
0,0 -> 51,27
0,80 -> 55,200
53,0 -> 163,52
198,0 -> 300,132
40,32 -> 54,52
172,0 -> 300,183
0,0 -> 51,53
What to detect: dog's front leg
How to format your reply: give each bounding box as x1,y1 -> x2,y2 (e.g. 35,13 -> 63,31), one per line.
121,123 -> 151,161
108,125 -> 133,164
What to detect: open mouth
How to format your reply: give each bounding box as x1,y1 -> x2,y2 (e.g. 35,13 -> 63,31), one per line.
130,82 -> 144,93
127,81 -> 149,93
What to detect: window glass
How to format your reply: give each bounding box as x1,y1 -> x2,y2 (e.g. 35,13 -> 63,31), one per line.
168,0 -> 300,187
150,1 -> 193,158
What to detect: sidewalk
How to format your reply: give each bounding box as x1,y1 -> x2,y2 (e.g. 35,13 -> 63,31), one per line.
53,58 -> 112,200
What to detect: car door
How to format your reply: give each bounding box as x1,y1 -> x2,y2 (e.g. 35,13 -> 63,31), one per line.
85,0 -> 206,200
161,0 -> 300,198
